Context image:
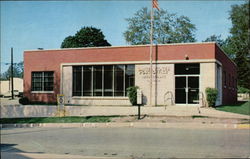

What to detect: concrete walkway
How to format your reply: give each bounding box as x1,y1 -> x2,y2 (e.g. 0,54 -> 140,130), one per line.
1,152 -> 125,159
1,105 -> 249,119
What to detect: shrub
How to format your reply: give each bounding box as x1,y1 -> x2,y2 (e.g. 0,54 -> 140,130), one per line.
127,86 -> 139,106
205,88 -> 218,107
238,86 -> 250,94
19,97 -> 29,105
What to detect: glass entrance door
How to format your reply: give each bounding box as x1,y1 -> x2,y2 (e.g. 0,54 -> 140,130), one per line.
175,76 -> 199,104
187,76 -> 199,104
175,77 -> 186,104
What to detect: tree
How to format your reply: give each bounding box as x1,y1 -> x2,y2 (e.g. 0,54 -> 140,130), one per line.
1,61 -> 23,80
202,35 -> 235,59
61,26 -> 111,48
228,2 -> 249,89
203,34 -> 225,47
124,7 -> 196,45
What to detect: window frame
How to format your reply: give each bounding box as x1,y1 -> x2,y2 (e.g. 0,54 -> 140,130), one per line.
31,71 -> 54,93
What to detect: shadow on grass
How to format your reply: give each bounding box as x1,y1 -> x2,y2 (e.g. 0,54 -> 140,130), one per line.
218,101 -> 248,108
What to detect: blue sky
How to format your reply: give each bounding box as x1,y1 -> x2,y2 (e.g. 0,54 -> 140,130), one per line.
0,0 -> 245,72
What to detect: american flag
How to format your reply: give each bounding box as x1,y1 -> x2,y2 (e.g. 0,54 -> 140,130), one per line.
152,0 -> 160,10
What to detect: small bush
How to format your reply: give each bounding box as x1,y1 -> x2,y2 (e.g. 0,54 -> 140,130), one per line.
205,88 -> 218,107
127,86 -> 139,106
238,86 -> 250,94
19,97 -> 30,105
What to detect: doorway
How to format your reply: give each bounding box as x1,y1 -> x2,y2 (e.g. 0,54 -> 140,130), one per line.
175,76 -> 199,104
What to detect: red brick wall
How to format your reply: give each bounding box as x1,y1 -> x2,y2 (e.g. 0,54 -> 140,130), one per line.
215,44 -> 237,104
24,43 -> 216,103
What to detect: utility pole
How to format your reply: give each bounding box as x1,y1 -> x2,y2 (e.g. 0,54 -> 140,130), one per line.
149,0 -> 154,106
11,47 -> 14,99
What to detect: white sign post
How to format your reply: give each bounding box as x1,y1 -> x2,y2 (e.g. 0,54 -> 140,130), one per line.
137,89 -> 142,105
57,94 -> 65,117
136,89 -> 142,120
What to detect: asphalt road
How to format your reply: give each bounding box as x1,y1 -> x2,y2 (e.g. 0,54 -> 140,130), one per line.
1,127 -> 250,158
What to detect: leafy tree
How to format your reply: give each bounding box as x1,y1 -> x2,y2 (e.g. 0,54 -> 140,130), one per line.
203,35 -> 235,59
61,26 -> 111,48
220,37 -> 236,59
203,34 -> 225,47
124,7 -> 196,45
1,61 -> 23,80
228,2 -> 249,89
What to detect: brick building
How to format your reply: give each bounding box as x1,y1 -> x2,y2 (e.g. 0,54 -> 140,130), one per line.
23,42 -> 237,106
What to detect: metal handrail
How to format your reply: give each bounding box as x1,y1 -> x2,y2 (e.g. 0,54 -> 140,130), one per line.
164,91 -> 174,109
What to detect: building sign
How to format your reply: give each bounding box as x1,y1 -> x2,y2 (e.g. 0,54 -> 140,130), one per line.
138,66 -> 170,82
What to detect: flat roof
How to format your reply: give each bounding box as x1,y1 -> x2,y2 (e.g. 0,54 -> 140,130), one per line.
24,42 -> 216,52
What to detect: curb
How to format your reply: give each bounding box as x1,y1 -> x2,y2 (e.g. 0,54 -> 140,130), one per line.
1,122 -> 249,129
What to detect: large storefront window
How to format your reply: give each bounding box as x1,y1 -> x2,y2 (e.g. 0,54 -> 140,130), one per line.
32,71 -> 54,91
125,65 -> 135,95
93,66 -> 103,96
72,65 -> 135,97
114,65 -> 124,96
83,66 -> 92,96
104,65 -> 113,96
72,67 -> 82,96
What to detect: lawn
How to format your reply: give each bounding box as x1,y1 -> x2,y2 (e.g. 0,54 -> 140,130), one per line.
0,116 -> 113,124
216,101 -> 250,116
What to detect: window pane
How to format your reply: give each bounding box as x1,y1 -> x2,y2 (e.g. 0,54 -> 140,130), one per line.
175,63 -> 200,75
83,66 -> 92,96
44,72 -> 54,91
32,72 -> 42,77
114,65 -> 124,96
73,66 -> 82,96
32,72 -> 42,91
93,66 -> 103,96
125,65 -> 135,95
104,65 -> 113,96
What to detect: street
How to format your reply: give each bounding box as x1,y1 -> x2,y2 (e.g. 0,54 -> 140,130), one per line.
1,127 -> 250,158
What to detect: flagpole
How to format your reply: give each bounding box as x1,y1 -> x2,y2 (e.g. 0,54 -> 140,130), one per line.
149,1 -> 154,106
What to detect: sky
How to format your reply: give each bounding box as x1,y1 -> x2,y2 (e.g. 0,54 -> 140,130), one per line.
0,0 -> 245,73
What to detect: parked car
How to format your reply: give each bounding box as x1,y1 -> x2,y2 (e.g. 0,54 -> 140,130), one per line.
2,90 -> 19,98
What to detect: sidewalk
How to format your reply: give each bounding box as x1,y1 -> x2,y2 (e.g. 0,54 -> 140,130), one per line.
1,152 -> 126,159
1,105 -> 249,119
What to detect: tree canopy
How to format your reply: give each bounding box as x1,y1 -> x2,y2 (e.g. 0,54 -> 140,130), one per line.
124,7 -> 196,45
205,2 -> 250,89
202,35 -> 235,59
228,2 -> 249,89
61,26 -> 111,48
1,61 -> 23,80
202,34 -> 225,47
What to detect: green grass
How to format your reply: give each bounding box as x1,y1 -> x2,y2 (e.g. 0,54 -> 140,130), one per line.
0,116 -> 113,124
216,101 -> 250,116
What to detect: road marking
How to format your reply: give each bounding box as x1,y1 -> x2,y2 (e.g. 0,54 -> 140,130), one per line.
237,124 -> 250,129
